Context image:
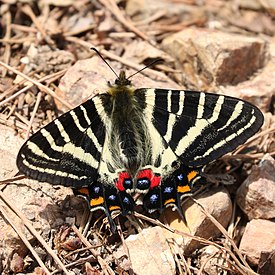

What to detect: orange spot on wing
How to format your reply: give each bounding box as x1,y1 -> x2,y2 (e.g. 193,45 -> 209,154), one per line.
90,197 -> 104,207
77,188 -> 89,195
109,205 -> 121,211
177,185 -> 191,193
164,198 -> 175,205
187,170 -> 197,182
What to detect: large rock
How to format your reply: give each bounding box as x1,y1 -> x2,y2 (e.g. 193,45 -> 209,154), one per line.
236,154 -> 275,220
58,56 -> 179,111
125,0 -> 197,21
162,28 -> 267,89
219,59 -> 275,112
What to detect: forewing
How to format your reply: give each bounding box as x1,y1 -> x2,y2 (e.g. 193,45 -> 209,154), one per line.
140,88 -> 264,167
16,95 -> 107,187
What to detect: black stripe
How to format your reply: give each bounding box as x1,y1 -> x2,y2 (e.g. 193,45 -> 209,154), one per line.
170,90 -> 180,113
23,148 -> 98,176
180,100 -> 240,164
151,108 -> 170,138
29,131 -> 63,160
82,97 -> 106,147
152,89 -> 169,137
154,89 -> 168,110
208,96 -> 237,128
44,120 -> 66,147
57,112 -> 83,145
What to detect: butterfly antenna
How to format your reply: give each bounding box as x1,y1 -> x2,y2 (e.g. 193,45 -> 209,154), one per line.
91,47 -> 119,79
127,59 -> 162,80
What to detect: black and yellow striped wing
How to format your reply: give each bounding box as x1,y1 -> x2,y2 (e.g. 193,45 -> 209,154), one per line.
17,96 -> 107,187
142,88 -> 263,167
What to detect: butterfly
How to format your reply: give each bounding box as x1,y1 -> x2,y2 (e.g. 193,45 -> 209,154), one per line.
16,65 -> 264,232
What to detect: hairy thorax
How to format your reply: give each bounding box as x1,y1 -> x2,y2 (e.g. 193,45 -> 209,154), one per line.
104,89 -> 151,176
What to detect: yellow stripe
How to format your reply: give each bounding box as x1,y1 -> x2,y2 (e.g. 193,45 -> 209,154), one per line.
22,158 -> 88,180
175,95 -> 224,156
196,111 -> 256,161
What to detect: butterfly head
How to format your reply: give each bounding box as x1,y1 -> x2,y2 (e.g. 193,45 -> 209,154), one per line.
115,71 -> 132,87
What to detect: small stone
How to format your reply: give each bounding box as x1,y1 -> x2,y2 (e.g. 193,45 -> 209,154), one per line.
125,226 -> 175,275
125,0 -> 197,21
122,40 -> 173,65
0,124 -> 22,178
22,44 -> 75,74
10,253 -> 24,273
239,219 -> 275,266
258,250 -> 275,275
199,245 -> 229,275
236,154 -> 275,220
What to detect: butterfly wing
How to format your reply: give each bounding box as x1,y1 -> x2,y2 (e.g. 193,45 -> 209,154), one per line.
140,88 -> 264,167
16,95 -> 107,187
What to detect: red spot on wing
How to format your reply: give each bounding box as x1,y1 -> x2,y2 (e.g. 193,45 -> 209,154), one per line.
115,171 -> 131,191
151,175 -> 161,188
137,169 -> 161,189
